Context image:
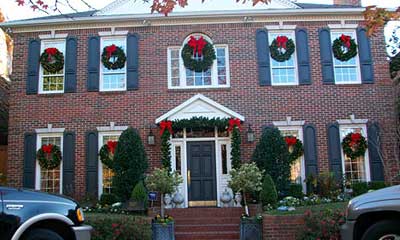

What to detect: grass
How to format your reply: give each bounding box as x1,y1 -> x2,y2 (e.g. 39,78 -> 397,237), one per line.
265,201 -> 348,216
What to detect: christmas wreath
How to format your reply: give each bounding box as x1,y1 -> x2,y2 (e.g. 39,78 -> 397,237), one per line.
101,44 -> 127,70
40,48 -> 64,73
99,141 -> 118,169
285,136 -> 304,163
342,132 -> 367,160
181,36 -> 216,72
269,36 -> 295,62
332,34 -> 358,62
36,144 -> 62,170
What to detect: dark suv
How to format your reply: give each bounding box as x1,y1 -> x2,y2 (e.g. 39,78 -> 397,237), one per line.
0,187 -> 92,240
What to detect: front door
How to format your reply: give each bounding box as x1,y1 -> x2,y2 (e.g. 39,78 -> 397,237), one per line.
187,141 -> 217,207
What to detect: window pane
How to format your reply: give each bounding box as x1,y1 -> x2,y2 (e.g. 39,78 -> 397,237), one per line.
101,38 -> 126,90
280,130 -> 302,183
41,41 -> 65,92
175,146 -> 181,174
216,47 -> 228,86
331,32 -> 358,83
269,33 -> 296,85
169,49 -> 181,87
221,144 -> 227,174
40,136 -> 62,193
102,135 -> 119,194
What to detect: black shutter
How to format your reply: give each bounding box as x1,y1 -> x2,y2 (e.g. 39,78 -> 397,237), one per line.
63,132 -> 75,196
256,29 -> 271,86
23,133 -> 37,188
296,28 -> 311,85
87,36 -> 100,91
27,39 -> 40,94
65,37 -> 77,93
303,124 -> 318,178
319,28 -> 335,84
126,33 -> 139,90
357,27 -> 374,84
368,122 -> 384,181
86,131 -> 98,196
327,123 -> 342,179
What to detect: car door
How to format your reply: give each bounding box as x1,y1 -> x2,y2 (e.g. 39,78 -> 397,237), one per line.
0,188 -> 21,240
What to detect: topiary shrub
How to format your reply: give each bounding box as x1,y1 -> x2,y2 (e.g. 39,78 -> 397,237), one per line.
368,181 -> 386,190
352,181 -> 368,196
131,181 -> 148,209
288,183 -> 303,199
252,127 -> 291,194
259,174 -> 278,207
99,193 -> 118,206
112,128 -> 148,201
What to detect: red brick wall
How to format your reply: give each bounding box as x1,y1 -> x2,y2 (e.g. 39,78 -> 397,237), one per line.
333,0 -> 361,6
263,214 -> 304,240
7,18 -> 398,199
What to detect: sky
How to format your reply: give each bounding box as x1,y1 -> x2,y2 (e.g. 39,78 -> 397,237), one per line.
0,0 -> 398,21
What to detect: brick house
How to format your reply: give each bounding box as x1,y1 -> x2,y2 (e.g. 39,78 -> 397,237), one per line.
1,0 -> 398,208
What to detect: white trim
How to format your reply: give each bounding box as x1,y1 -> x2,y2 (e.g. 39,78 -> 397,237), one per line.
265,24 -> 297,30
155,94 -> 245,123
328,22 -> 358,29
96,122 -> 128,132
273,117 -> 305,127
337,114 -> 368,125
338,124 -> 371,182
35,133 -> 64,194
98,30 -> 129,36
39,33 -> 68,39
35,124 -> 65,134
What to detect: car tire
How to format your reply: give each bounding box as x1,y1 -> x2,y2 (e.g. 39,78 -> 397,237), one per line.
24,228 -> 64,240
361,220 -> 400,240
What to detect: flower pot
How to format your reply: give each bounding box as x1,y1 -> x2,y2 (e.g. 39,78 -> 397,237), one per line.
152,221 -> 175,240
240,218 -> 262,240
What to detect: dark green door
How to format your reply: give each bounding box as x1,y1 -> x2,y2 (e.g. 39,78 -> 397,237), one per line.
187,141 -> 217,207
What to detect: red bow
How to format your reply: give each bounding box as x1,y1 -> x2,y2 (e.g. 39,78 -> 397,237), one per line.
41,144 -> 53,153
107,141 -> 118,154
349,133 -> 362,147
285,136 -> 297,147
340,34 -> 351,49
105,44 -> 117,58
228,118 -> 241,132
45,48 -> 58,56
276,36 -> 288,49
160,120 -> 173,135
188,36 -> 207,57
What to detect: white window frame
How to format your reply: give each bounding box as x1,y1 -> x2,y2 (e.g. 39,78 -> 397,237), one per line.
268,31 -> 299,86
167,35 -> 230,89
99,36 -> 127,92
35,132 -> 63,194
330,29 -> 362,85
38,39 -> 66,94
97,131 -> 122,198
339,124 -> 371,182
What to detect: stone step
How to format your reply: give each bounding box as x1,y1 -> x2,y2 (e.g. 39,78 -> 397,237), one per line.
173,217 -> 241,225
167,207 -> 243,218
175,231 -> 240,240
175,223 -> 239,233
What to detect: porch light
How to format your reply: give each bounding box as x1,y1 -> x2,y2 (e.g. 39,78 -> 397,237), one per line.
247,124 -> 255,143
148,128 -> 155,145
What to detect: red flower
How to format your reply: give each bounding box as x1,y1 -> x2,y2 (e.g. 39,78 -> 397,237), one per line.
227,118 -> 241,132
105,44 -> 117,58
111,223 -> 119,228
42,144 -> 53,153
107,141 -> 118,154
340,34 -> 351,48
276,36 -> 288,49
285,136 -> 297,146
188,36 -> 207,57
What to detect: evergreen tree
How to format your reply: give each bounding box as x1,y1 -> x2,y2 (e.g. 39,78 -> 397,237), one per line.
112,127 -> 148,201
252,127 -> 291,194
259,173 -> 278,206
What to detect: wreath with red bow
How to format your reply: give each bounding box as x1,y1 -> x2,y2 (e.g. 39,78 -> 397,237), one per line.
99,141 -> 118,169
269,36 -> 295,62
36,144 -> 62,170
342,132 -> 367,160
40,48 -> 64,73
332,34 -> 358,62
181,36 -> 216,72
101,44 -> 127,70
284,136 -> 304,163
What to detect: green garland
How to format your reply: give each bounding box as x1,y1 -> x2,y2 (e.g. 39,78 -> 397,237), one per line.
342,133 -> 368,160
332,37 -> 358,62
172,117 -> 229,131
181,41 -> 216,72
285,136 -> 304,163
161,131 -> 172,172
101,45 -> 127,70
99,144 -> 114,169
40,48 -> 64,73
36,144 -> 62,170
269,38 -> 295,62
231,127 -> 241,169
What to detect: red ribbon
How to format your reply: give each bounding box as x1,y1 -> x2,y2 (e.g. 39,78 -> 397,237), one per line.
160,120 -> 173,135
285,136 -> 297,147
188,36 -> 207,57
349,133 -> 362,147
276,36 -> 288,49
45,48 -> 58,56
105,44 -> 117,58
340,34 -> 351,49
228,118 -> 241,132
41,144 -> 53,154
107,141 -> 118,154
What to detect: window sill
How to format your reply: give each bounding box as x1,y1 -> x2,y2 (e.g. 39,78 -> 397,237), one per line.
36,92 -> 65,97
98,90 -> 127,95
167,87 -> 231,92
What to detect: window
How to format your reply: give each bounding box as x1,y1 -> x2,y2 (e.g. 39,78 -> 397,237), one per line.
168,34 -> 230,89
268,32 -> 298,85
98,133 -> 121,196
331,31 -> 361,84
39,40 -> 66,93
221,144 -> 228,174
36,134 -> 63,194
100,37 -> 127,91
172,144 -> 182,174
339,125 -> 370,182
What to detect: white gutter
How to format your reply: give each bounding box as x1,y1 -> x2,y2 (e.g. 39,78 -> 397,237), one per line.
0,7 -> 365,28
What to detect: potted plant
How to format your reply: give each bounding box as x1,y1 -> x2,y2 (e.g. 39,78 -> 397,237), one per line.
145,168 -> 183,240
125,181 -> 148,212
228,162 -> 264,240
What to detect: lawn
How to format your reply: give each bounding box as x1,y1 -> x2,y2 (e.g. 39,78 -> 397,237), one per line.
265,201 -> 348,216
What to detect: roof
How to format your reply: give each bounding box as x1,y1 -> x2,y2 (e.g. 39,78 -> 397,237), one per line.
296,3 -> 360,9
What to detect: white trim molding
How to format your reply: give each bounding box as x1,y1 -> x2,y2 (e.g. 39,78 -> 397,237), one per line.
265,22 -> 296,30
96,122 -> 129,132
98,29 -> 129,36
35,124 -> 65,134
273,116 -> 305,127
39,31 -> 68,39
328,20 -> 358,29
337,114 -> 368,125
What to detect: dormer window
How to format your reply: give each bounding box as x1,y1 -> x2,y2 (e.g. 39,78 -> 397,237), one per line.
168,34 -> 230,89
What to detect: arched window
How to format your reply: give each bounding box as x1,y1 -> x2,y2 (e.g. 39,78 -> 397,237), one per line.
168,33 -> 230,89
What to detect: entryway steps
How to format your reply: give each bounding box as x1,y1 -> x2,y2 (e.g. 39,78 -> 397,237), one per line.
166,207 -> 242,240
